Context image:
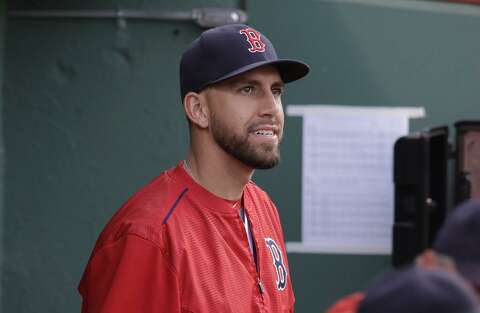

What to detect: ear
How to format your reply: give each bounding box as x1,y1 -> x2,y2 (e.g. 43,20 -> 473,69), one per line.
183,91 -> 209,129
416,249 -> 457,273
416,249 -> 436,268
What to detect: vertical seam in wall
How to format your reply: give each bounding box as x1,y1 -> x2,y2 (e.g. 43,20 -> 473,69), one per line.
0,2 -> 6,311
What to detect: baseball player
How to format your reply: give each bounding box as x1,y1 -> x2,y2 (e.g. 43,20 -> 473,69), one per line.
358,266 -> 480,313
78,24 -> 309,312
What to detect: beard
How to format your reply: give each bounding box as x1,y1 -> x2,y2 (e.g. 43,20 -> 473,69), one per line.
210,113 -> 282,169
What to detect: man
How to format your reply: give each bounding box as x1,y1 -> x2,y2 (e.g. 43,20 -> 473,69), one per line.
357,266 -> 480,313
326,199 -> 480,312
430,199 -> 480,298
78,24 -> 309,313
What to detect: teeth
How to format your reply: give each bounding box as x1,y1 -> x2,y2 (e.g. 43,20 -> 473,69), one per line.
255,130 -> 274,136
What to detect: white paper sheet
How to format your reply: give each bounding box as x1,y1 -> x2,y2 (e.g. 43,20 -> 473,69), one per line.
286,105 -> 425,254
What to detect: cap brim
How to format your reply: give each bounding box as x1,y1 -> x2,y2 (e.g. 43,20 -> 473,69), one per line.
456,262 -> 480,286
201,59 -> 310,91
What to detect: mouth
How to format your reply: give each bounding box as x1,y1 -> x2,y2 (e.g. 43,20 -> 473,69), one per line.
249,125 -> 281,144
250,123 -> 279,136
253,129 -> 275,137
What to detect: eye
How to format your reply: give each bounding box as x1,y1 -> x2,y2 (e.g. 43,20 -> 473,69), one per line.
240,86 -> 254,94
272,86 -> 284,97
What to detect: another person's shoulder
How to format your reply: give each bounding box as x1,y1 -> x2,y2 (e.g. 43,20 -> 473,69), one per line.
325,292 -> 365,313
357,266 -> 480,313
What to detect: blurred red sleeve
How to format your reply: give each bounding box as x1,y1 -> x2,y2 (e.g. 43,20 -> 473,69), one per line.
325,292 -> 365,313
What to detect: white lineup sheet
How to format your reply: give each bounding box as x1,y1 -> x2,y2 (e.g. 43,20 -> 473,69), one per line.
286,105 -> 425,254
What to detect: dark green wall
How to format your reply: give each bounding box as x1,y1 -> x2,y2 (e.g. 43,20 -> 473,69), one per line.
3,0 -> 480,312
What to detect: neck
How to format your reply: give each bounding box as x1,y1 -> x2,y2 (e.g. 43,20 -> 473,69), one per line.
185,146 -> 253,201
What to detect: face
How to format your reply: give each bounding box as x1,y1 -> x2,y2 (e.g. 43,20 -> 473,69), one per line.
203,65 -> 285,169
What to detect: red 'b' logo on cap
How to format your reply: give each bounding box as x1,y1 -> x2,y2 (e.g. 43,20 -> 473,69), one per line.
239,28 -> 266,53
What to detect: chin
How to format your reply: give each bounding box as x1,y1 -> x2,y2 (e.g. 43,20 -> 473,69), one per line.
254,160 -> 279,170
242,151 -> 281,170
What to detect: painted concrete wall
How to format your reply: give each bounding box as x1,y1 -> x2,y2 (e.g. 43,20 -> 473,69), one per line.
3,0 -> 480,312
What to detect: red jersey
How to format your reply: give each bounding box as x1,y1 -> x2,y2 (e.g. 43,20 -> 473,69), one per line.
79,163 -> 295,312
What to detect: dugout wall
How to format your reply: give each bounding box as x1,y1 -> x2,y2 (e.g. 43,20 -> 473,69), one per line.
3,0 -> 480,312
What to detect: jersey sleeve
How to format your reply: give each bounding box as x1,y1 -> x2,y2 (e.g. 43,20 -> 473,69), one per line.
325,292 -> 365,313
79,234 -> 181,313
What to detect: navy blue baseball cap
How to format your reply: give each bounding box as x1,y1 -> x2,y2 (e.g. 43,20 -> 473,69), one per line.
434,199 -> 480,287
358,267 -> 480,313
180,24 -> 310,99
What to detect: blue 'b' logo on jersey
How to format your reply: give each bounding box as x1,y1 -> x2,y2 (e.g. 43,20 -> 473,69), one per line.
264,237 -> 287,291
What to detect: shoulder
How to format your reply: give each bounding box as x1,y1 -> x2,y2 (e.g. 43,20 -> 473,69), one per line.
244,181 -> 281,221
93,165 -> 189,251
325,292 -> 365,313
245,180 -> 276,208
244,181 -> 287,232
